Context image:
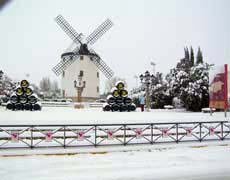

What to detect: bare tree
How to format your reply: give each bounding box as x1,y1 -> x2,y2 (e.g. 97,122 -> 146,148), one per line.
39,77 -> 51,92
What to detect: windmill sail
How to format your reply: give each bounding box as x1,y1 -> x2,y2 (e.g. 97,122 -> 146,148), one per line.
55,15 -> 83,45
86,18 -> 113,46
90,49 -> 114,79
52,47 -> 80,76
53,15 -> 114,79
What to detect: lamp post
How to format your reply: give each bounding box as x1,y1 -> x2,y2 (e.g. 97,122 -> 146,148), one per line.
150,62 -> 156,75
139,70 -> 154,112
74,75 -> 85,108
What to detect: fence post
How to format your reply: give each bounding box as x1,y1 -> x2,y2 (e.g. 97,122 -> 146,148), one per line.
94,125 -> 97,147
176,123 -> 178,144
63,126 -> 66,148
124,125 -> 126,146
221,122 -> 224,140
199,123 -> 202,142
151,124 -> 153,144
31,126 -> 33,149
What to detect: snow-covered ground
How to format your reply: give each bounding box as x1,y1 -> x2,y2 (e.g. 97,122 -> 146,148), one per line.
0,106 -> 230,180
0,106 -> 229,125
0,141 -> 230,180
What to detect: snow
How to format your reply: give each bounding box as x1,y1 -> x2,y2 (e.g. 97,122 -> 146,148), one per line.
0,106 -> 230,180
0,141 -> 230,180
0,106 -> 229,125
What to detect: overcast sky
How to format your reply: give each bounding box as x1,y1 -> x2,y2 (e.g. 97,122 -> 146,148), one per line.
0,0 -> 229,92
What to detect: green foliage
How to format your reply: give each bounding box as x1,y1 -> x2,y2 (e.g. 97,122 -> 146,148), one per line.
166,47 -> 211,111
184,47 -> 189,60
196,47 -> 203,65
182,63 -> 210,111
132,97 -> 140,107
150,73 -> 173,109
190,46 -> 194,67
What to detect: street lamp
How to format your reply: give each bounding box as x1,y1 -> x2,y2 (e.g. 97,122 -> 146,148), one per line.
150,62 -> 156,75
139,70 -> 154,112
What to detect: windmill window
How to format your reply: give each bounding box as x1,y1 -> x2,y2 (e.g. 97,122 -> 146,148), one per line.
62,71 -> 65,78
90,57 -> 93,61
80,56 -> 84,60
80,70 -> 84,77
97,72 -> 99,78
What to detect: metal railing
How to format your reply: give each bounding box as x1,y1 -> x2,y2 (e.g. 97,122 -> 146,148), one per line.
0,121 -> 230,149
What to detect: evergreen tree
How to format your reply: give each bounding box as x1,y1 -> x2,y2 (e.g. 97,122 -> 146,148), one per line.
182,63 -> 210,111
166,68 -> 190,102
151,72 -> 172,108
196,47 -> 203,64
190,46 -> 194,67
166,46 -> 211,111
184,47 -> 190,60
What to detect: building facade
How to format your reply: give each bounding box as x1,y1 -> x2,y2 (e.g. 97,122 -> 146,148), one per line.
61,55 -> 100,101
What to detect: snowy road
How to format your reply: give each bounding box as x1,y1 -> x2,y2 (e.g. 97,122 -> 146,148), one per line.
0,142 -> 230,180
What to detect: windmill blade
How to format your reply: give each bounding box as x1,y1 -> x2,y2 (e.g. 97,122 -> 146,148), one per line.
55,15 -> 83,45
65,41 -> 77,52
52,47 -> 80,76
86,18 -> 113,46
52,54 -> 80,76
90,49 -> 114,79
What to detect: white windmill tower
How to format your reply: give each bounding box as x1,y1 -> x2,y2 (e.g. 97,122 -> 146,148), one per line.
52,15 -> 114,102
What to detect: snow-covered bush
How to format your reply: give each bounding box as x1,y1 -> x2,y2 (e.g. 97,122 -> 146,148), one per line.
166,47 -> 211,111
182,63 -> 210,111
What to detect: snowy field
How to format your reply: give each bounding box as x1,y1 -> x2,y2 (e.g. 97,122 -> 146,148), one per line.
0,106 -> 230,180
0,106 -> 229,125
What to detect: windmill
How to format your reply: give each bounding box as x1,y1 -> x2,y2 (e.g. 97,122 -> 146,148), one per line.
53,15 -> 114,101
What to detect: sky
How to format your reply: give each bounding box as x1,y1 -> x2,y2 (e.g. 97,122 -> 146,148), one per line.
0,0 -> 229,92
